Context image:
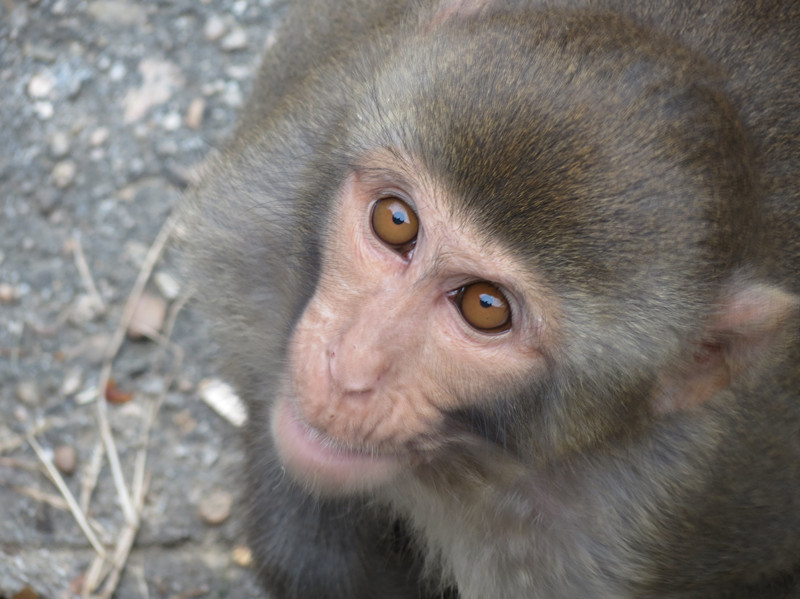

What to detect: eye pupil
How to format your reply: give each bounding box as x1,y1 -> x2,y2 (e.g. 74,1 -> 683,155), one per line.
479,294 -> 494,309
371,196 -> 419,251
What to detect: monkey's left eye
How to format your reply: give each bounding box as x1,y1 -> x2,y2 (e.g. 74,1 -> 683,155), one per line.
452,282 -> 512,333
371,196 -> 419,253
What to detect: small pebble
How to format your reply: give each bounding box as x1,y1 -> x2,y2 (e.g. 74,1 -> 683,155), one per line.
199,378 -> 247,427
34,101 -> 54,120
204,15 -> 227,41
0,283 -> 20,304
225,64 -> 252,80
221,28 -> 248,51
161,111 -> 182,131
127,292 -> 167,339
222,82 -> 243,107
61,368 -> 83,397
122,58 -> 183,123
105,378 -> 134,404
89,126 -> 110,147
14,407 -> 28,423
232,1 -> 247,16
96,55 -> 112,71
87,1 -> 146,25
199,490 -> 234,525
232,545 -> 253,568
185,97 -> 205,129
15,381 -> 40,405
50,131 -> 71,158
27,72 -> 56,99
52,160 -> 77,188
54,445 -> 77,475
108,62 -> 126,81
69,294 -> 104,325
154,271 -> 181,300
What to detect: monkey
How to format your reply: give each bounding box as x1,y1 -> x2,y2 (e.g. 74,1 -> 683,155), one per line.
182,0 -> 800,598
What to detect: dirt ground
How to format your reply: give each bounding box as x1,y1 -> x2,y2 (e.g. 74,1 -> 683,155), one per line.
0,1 -> 285,597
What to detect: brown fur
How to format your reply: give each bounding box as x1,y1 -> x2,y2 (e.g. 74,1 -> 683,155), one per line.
183,1 -> 800,597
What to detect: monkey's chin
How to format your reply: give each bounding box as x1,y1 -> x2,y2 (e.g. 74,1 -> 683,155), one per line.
271,398 -> 401,494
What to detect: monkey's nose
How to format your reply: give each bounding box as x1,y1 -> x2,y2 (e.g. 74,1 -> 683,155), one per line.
327,340 -> 388,397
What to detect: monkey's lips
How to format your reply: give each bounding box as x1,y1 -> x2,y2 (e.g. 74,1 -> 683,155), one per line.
272,398 -> 402,491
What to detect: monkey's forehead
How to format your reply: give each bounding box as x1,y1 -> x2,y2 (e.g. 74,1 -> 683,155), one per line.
339,13 -> 751,287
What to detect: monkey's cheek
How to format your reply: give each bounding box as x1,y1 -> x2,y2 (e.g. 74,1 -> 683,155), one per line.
271,397 -> 401,494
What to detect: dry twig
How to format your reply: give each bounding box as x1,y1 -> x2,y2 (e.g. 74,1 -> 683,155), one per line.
27,433 -> 106,557
96,212 -> 179,526
79,440 -> 105,514
82,212 -> 182,598
11,484 -> 70,510
0,416 -> 66,454
0,456 -> 44,473
72,232 -> 106,312
93,471 -> 151,599
11,484 -> 109,539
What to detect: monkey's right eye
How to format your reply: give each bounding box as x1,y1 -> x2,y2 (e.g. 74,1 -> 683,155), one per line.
371,196 -> 419,252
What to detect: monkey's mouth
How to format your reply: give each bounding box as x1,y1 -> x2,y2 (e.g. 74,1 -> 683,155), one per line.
271,398 -> 403,492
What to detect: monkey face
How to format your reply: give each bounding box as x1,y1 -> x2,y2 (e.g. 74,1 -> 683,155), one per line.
271,151 -> 554,493
182,3 -> 800,596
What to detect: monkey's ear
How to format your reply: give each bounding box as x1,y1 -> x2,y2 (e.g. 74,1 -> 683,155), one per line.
430,0 -> 489,26
713,282 -> 799,376
655,282 -> 799,414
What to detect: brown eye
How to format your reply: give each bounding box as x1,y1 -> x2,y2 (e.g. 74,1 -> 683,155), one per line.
371,196 -> 419,249
457,282 -> 511,333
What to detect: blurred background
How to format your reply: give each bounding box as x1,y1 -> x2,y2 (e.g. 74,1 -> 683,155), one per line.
0,1 -> 286,597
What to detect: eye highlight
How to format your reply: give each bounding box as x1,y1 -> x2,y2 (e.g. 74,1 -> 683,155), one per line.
453,282 -> 511,333
371,196 -> 419,252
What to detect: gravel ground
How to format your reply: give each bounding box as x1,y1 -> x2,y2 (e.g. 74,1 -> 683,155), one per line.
0,1 -> 285,597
